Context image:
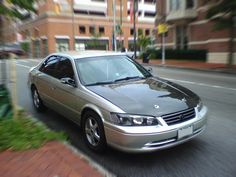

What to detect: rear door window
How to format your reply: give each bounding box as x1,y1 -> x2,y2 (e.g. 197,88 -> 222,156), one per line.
39,55 -> 59,78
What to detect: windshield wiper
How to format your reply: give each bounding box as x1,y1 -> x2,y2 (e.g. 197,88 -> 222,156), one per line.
85,81 -> 114,86
114,76 -> 145,82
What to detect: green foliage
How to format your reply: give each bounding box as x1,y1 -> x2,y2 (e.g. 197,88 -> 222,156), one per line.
0,0 -> 37,19
20,41 -> 30,53
0,86 -> 67,151
137,34 -> 151,52
144,49 -> 207,61
0,86 -> 12,119
0,117 -> 67,151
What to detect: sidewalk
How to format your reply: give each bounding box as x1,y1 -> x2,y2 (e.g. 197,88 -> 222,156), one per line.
0,141 -> 112,177
137,59 -> 236,74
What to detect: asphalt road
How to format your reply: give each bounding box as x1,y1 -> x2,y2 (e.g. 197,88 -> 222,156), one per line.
5,59 -> 236,177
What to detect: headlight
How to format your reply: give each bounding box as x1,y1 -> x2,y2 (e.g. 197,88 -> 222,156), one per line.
110,113 -> 158,126
197,101 -> 203,112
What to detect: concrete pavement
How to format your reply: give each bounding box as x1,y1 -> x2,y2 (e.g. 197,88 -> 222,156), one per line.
137,59 -> 236,74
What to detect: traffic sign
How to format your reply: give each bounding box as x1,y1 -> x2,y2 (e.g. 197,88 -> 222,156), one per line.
158,24 -> 168,34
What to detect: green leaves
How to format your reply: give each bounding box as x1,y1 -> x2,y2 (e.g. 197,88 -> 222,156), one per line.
137,34 -> 151,52
0,118 -> 67,151
0,0 -> 37,19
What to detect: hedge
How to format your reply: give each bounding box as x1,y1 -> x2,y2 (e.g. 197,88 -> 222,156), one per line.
142,49 -> 207,61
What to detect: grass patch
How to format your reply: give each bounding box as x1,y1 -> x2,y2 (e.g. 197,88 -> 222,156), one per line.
0,117 -> 67,151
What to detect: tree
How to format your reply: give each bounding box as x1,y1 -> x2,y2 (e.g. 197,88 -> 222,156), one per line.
87,32 -> 104,50
0,0 -> 36,19
137,33 -> 151,52
206,0 -> 236,67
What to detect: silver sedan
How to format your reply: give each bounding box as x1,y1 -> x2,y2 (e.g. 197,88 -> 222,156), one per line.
28,51 -> 207,152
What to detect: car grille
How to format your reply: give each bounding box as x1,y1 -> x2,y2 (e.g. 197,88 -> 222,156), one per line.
162,108 -> 196,125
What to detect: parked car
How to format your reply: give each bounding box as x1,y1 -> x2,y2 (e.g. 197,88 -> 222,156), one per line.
0,44 -> 25,59
28,51 -> 207,152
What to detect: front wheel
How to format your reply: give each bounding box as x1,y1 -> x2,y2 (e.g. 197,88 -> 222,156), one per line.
82,111 -> 107,152
31,87 -> 45,112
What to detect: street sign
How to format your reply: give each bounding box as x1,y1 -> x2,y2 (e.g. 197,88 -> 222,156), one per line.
158,23 -> 168,34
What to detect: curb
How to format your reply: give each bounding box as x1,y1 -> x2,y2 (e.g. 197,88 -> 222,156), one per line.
141,63 -> 236,75
63,142 -> 116,177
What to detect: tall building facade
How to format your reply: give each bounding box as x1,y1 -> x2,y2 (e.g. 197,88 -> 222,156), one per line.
1,0 -> 156,58
156,0 -> 236,64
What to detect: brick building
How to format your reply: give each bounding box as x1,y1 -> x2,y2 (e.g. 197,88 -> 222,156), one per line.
155,0 -> 236,64
1,0 -> 156,58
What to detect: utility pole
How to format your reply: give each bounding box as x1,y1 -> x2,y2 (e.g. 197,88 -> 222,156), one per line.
119,0 -> 123,50
113,0 -> 117,51
71,0 -> 75,51
133,0 -> 137,59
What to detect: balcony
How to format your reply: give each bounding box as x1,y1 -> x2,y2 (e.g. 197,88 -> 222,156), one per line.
165,0 -> 197,23
166,8 -> 197,23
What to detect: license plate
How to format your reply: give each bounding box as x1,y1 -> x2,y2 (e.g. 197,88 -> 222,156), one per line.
178,125 -> 193,139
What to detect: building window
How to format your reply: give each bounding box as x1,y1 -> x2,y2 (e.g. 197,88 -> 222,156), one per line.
186,0 -> 194,9
88,11 -> 105,16
170,0 -> 180,11
144,0 -> 156,4
79,26 -> 86,34
176,26 -> 188,49
41,39 -> 48,57
130,28 -> 134,35
144,11 -> 156,17
99,27 -> 105,34
74,10 -> 105,16
91,0 -> 105,2
56,39 -> 69,52
74,10 -> 88,15
33,40 -> 40,58
89,26 -> 95,34
145,29 -> 150,36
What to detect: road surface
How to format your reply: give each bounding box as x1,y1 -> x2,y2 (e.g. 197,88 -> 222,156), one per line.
5,59 -> 236,177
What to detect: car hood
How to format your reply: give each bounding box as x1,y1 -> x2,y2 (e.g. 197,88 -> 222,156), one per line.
87,77 -> 199,116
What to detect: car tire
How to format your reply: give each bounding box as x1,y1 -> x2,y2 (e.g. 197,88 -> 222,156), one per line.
82,111 -> 107,152
31,86 -> 45,112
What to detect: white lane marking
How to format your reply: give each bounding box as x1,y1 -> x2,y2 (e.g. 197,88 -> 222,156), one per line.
163,77 -> 236,91
29,59 -> 42,62
17,60 -> 28,63
16,63 -> 31,69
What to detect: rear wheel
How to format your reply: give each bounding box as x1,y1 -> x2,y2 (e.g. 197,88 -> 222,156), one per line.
82,111 -> 107,152
31,86 -> 45,112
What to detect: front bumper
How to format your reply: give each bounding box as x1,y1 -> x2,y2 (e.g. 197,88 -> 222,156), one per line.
104,106 -> 207,152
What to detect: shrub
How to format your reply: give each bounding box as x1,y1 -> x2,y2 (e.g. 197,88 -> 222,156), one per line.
145,49 -> 207,61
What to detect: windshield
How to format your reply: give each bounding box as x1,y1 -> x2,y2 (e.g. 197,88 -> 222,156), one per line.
75,55 -> 152,86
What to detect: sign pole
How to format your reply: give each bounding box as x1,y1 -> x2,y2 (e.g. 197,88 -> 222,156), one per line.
162,33 -> 165,65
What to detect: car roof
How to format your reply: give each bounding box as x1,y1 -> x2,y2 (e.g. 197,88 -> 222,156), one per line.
52,50 -> 127,59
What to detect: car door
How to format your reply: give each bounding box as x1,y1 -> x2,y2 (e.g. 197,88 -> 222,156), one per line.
35,55 -> 60,109
52,56 -> 80,122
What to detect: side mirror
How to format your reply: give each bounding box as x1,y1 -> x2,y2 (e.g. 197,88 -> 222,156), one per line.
147,67 -> 153,73
60,77 -> 76,87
